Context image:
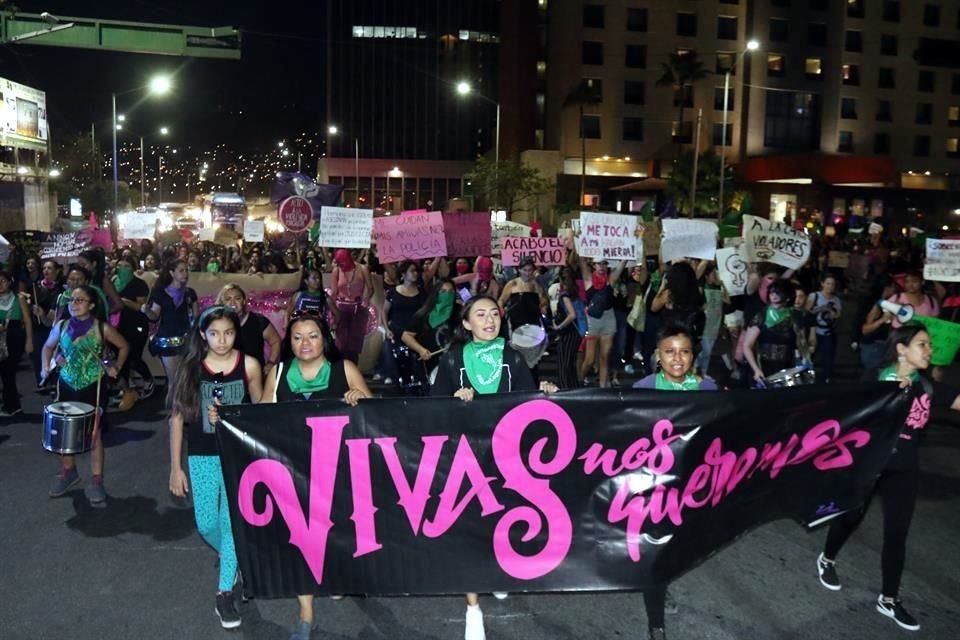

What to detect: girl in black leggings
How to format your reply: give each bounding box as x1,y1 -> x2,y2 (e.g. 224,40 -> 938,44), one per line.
816,324 -> 960,632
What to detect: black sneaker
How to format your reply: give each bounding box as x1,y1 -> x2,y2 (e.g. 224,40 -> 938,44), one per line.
817,553 -> 841,591
215,592 -> 241,629
876,595 -> 920,631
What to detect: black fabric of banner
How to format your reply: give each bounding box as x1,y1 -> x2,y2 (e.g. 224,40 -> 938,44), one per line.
217,385 -> 906,598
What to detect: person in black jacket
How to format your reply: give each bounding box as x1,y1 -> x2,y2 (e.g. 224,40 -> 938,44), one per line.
430,294 -> 557,640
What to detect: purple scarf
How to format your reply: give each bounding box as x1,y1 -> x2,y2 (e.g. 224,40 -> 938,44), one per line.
66,316 -> 95,341
166,285 -> 187,307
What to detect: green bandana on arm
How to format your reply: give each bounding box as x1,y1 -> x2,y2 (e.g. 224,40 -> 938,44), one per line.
462,337 -> 505,394
655,371 -> 701,391
877,365 -> 919,383
428,290 -> 456,329
764,306 -> 792,328
286,359 -> 332,396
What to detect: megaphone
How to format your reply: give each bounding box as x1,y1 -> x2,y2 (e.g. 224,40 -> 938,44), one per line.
879,300 -> 914,323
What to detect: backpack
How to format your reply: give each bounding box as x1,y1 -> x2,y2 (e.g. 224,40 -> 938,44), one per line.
586,285 -> 613,319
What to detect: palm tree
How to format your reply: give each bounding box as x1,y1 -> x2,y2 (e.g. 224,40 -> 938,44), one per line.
563,80 -> 602,207
656,51 -> 709,152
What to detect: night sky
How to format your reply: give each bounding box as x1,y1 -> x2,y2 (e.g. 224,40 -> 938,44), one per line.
3,1 -> 329,147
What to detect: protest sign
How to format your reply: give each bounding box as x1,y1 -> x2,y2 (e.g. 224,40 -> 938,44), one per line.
372,211 -> 447,263
278,196 -> 313,233
501,236 -> 567,267
716,246 -> 749,296
742,215 -> 811,269
120,214 -> 159,241
828,251 -> 851,269
243,220 -> 266,243
492,221 -> 530,256
218,384 -> 905,597
577,211 -> 642,261
198,227 -> 215,243
319,207 -> 374,249
642,219 -> 661,256
40,231 -> 95,262
442,212 -> 491,257
660,219 -> 718,263
924,238 -> 960,282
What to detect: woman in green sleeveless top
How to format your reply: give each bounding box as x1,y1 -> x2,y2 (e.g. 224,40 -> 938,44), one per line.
41,284 -> 129,503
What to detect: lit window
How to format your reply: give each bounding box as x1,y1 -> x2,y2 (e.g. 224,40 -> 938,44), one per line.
460,30 -> 470,40
805,57 -> 822,77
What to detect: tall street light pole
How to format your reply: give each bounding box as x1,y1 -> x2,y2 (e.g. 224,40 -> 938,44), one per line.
327,126 -> 361,206
456,81 -> 500,210
718,39 -> 759,219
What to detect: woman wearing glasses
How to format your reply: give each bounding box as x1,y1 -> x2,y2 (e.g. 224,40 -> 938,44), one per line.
41,285 -> 129,503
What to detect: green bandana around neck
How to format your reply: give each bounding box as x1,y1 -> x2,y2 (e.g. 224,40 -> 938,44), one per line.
206,262 -> 221,273
764,305 -> 791,328
655,371 -> 700,391
462,337 -> 505,394
878,365 -> 920,383
286,358 -> 332,396
113,266 -> 134,293
428,290 -> 456,329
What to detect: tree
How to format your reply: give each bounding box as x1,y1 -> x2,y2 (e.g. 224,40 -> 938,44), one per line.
656,51 -> 709,152
53,130 -> 103,202
665,150 -> 722,217
465,157 -> 554,215
562,80 -> 602,205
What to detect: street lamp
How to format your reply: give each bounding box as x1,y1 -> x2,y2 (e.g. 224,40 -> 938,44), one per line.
455,80 -> 501,208
327,125 -> 360,206
718,40 -> 759,219
112,73 -> 172,216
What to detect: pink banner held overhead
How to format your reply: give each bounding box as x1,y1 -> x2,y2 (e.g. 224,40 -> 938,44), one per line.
442,212 -> 491,258
373,211 -> 448,263
501,236 -> 567,267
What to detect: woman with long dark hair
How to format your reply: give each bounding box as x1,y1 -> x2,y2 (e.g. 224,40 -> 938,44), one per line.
0,271 -> 33,417
169,305 -> 263,630
815,324 -> 959,632
113,255 -> 154,409
141,259 -> 199,394
285,268 -> 337,328
78,248 -> 121,314
218,284 -> 282,371
430,294 -> 557,640
742,279 -> 810,384
41,284 -> 128,502
552,266 -> 584,389
400,278 -> 459,393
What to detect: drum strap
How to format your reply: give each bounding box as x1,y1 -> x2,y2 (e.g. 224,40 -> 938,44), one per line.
273,362 -> 284,401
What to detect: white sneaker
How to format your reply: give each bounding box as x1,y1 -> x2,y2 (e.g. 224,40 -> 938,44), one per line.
464,605 -> 486,640
492,591 -> 508,600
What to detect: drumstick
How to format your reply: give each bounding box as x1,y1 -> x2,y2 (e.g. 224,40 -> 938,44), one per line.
427,346 -> 449,357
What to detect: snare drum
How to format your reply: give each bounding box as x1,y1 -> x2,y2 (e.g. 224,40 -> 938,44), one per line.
149,334 -> 187,357
43,401 -> 97,454
510,324 -> 547,369
765,365 -> 816,388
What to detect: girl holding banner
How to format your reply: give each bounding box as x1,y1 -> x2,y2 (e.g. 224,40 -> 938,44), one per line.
169,306 -> 263,631
816,323 -> 960,632
430,294 -> 557,640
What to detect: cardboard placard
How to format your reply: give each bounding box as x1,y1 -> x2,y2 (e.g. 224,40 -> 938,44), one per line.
828,251 -> 851,269
372,211 -> 448,263
742,215 -> 811,269
660,219 -> 718,263
716,246 -> 749,296
244,220 -> 266,243
576,211 -> 642,261
924,238 -> 960,283
442,212 -> 491,258
319,207 -> 374,249
500,236 -> 567,267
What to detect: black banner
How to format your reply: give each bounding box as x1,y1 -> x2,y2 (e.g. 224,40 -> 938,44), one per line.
218,385 -> 907,598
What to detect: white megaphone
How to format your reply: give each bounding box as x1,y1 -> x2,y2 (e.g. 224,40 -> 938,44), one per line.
879,300 -> 914,323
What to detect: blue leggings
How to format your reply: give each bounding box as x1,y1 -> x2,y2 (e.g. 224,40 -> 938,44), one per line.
188,455 -> 238,592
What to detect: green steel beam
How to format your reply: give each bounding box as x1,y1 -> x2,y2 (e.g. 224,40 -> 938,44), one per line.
0,12 -> 241,59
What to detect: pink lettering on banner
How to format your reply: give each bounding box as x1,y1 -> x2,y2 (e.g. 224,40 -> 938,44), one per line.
345,438 -> 383,557
237,415 -> 348,584
602,419 -> 872,562
906,394 -> 930,430
377,435 -> 450,534
492,399 -> 577,580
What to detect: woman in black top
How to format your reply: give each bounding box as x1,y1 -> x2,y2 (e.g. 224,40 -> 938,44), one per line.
28,259 -> 61,387
552,267 -> 583,389
142,259 -> 199,396
742,279 -> 810,384
430,294 -> 556,640
400,278 -> 459,394
217,284 -> 282,372
113,255 -> 154,409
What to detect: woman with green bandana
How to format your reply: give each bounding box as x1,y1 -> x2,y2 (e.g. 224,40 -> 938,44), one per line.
742,278 -> 810,385
400,278 -> 461,394
430,294 -> 558,640
113,255 -> 154,410
815,324 -> 960,632
632,323 -> 716,640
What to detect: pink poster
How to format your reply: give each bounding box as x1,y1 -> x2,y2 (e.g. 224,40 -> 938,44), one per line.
442,212 -> 491,258
373,211 -> 448,263
500,236 -> 567,267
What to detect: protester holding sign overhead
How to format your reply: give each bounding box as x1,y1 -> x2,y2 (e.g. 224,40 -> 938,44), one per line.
816,324 -> 960,633
579,257 -> 627,388
498,256 -> 549,378
430,294 -> 557,640
330,249 -> 373,364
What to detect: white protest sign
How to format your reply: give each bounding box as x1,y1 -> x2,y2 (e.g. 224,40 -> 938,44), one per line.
243,220 -> 265,243
576,211 -> 642,261
660,218 -> 718,263
120,214 -> 159,240
372,211 -> 447,263
40,232 -> 92,262
0,233 -> 9,263
742,215 -> 811,270
491,221 -> 530,256
319,206 -> 374,249
924,238 -> 960,282
716,246 -> 750,296
198,227 -> 215,243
